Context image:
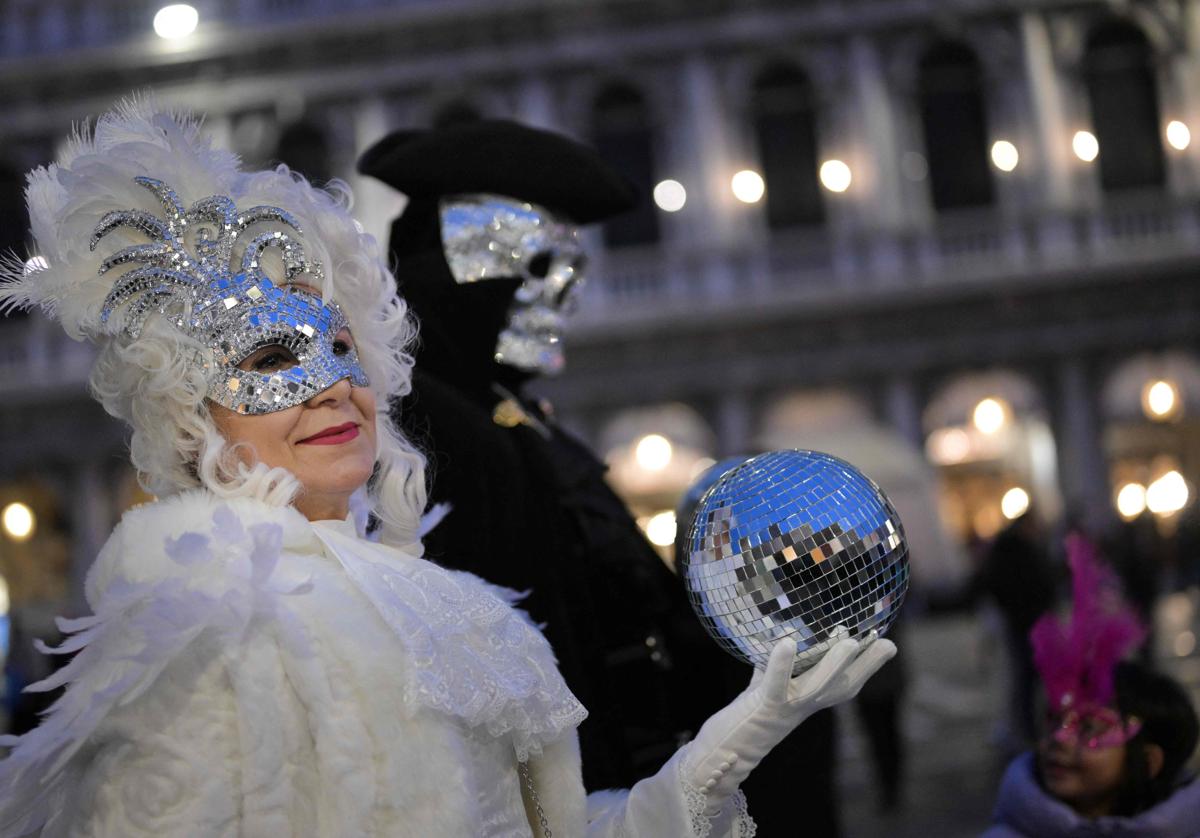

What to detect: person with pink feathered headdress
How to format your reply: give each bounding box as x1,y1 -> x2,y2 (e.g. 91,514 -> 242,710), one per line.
984,535 -> 1200,836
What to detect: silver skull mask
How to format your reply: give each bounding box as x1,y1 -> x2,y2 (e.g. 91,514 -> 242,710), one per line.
439,194 -> 587,375
94,176 -> 369,415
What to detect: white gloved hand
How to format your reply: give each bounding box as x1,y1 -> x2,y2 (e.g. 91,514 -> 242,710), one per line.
682,629 -> 897,815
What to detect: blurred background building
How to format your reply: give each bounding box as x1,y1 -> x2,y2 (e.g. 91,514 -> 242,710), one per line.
1,1 -> 1199,834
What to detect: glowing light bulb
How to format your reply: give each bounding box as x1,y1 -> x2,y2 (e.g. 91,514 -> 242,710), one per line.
645,511 -> 678,547
1073,130 -> 1099,163
1143,379 -> 1180,420
1166,121 -> 1191,151
2,502 -> 35,542
1116,483 -> 1147,519
973,398 -> 1008,435
1146,470 -> 1188,516
154,5 -> 199,40
819,160 -> 852,193
634,434 -> 673,472
653,180 -> 687,212
731,170 -> 765,204
991,140 -> 1019,172
1001,487 -> 1030,520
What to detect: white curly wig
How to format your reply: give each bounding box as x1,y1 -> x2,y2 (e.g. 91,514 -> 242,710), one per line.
0,98 -> 427,549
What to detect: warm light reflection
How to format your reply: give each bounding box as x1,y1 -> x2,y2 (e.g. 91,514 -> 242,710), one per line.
634,434 -> 673,472
1001,487 -> 1030,520
1146,470 -> 1189,516
1073,130 -> 1099,162
731,170 -> 766,204
973,398 -> 1008,435
973,505 -> 1003,540
653,179 -> 687,212
2,502 -> 35,542
1116,483 -> 1147,519
1166,121 -> 1192,151
1175,630 -> 1196,657
991,140 -> 1019,172
689,457 -> 717,481
819,160 -> 852,193
645,511 -> 678,547
926,427 -> 972,465
153,4 -> 199,39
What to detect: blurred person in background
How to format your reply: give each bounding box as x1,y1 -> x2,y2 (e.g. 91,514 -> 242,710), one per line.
978,508 -> 1058,752
984,535 -> 1200,837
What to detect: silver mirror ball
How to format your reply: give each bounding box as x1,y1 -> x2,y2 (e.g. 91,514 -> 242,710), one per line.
681,450 -> 909,675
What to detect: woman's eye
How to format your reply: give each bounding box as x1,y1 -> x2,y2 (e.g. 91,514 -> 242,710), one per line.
253,352 -> 287,371
332,340 -> 350,356
240,345 -> 298,372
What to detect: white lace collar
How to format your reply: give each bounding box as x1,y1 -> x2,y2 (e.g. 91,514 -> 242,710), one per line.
310,519 -> 587,760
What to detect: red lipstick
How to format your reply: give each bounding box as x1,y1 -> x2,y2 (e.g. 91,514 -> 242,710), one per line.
298,422 -> 360,445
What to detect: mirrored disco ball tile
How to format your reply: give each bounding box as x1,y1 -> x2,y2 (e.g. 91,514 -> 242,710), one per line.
680,450 -> 909,675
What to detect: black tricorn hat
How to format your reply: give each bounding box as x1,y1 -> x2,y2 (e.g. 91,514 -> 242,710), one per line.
357,119 -> 638,224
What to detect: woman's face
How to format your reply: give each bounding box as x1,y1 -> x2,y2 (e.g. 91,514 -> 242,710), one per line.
1037,706 -> 1131,817
209,327 -> 377,522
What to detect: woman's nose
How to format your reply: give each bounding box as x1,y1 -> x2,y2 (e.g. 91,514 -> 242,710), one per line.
307,376 -> 352,407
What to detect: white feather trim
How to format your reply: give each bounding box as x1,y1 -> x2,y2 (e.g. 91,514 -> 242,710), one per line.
0,491 -> 586,836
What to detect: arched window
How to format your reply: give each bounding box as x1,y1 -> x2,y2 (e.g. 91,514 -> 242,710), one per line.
273,119 -> 333,186
1084,20 -> 1164,192
751,63 -> 823,228
592,83 -> 659,247
917,41 -> 994,211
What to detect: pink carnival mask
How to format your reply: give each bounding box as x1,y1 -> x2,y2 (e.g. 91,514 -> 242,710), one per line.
1045,704 -> 1143,750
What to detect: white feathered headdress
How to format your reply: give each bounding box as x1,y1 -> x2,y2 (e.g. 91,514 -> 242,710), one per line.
0,97 -> 426,545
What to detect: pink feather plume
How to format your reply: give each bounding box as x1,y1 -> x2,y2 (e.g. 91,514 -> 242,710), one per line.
1030,533 -> 1147,710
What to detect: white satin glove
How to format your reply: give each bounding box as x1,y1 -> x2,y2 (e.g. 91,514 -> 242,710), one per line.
682,629 -> 897,815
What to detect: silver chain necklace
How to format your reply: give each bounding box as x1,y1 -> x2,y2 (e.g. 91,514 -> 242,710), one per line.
518,759 -> 553,838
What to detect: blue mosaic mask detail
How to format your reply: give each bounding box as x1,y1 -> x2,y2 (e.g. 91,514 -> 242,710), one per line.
93,176 -> 368,415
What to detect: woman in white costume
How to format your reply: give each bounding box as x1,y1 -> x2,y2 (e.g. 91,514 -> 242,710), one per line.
0,101 -> 895,837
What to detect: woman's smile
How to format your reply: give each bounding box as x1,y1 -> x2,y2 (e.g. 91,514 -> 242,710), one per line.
298,422 -> 361,445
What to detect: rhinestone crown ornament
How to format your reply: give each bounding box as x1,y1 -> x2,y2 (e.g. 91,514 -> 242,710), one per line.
94,176 -> 368,415
681,450 -> 909,675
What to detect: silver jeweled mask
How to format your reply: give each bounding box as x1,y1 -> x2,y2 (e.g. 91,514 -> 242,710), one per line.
94,176 -> 368,415
439,194 -> 586,375
681,450 -> 909,675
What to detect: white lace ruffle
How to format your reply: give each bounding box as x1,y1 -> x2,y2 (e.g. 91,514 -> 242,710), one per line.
678,759 -> 757,838
311,521 -> 587,761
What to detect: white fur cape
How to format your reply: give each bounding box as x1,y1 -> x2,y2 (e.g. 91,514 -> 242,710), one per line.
0,492 -> 745,837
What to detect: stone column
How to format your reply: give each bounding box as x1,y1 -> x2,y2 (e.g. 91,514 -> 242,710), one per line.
882,375 -> 924,451
1052,357 -> 1112,533
515,74 -> 560,131
1019,12 -> 1074,211
347,97 -> 406,248
714,390 -> 753,457
674,55 -> 739,301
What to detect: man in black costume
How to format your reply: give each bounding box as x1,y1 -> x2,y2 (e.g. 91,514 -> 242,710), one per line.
359,121 -> 841,833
